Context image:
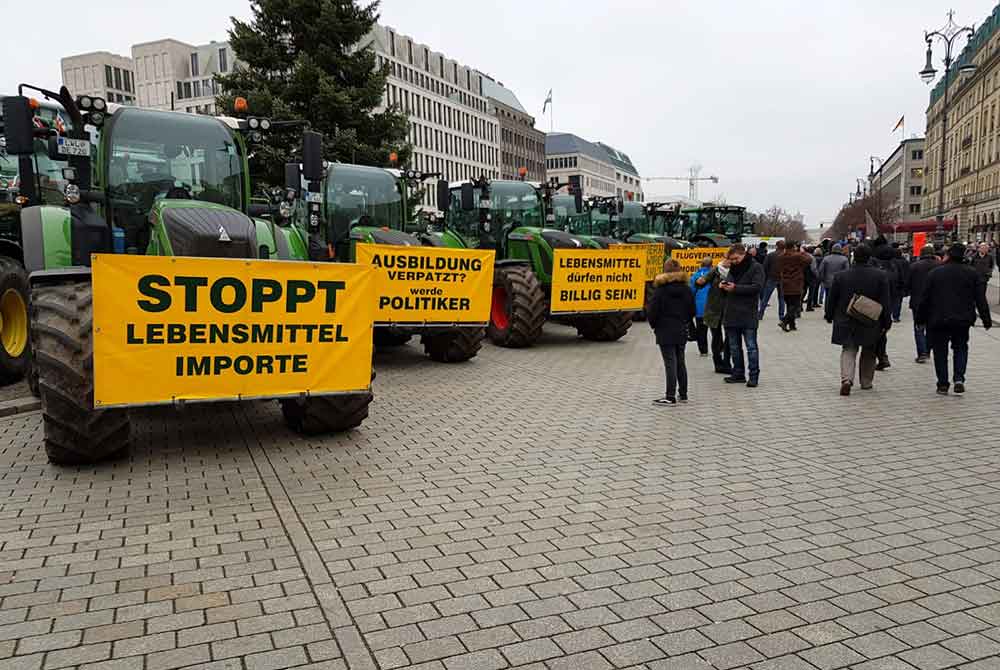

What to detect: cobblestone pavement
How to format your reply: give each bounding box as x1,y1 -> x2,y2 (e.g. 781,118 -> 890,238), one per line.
1,305 -> 1000,670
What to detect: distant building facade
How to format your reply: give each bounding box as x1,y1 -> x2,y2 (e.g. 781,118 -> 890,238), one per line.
869,138 -> 926,226
132,39 -> 234,114
480,75 -> 545,182
545,133 -> 643,201
61,51 -> 136,105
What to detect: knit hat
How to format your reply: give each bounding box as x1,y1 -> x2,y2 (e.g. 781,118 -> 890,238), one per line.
948,243 -> 966,260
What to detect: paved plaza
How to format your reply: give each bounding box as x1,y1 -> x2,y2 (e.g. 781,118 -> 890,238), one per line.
1,306 -> 1000,670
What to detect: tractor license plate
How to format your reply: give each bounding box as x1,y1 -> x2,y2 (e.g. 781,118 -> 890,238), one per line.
56,137 -> 90,157
305,192 -> 322,203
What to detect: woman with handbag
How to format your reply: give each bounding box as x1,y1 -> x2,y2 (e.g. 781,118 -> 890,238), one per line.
824,245 -> 892,396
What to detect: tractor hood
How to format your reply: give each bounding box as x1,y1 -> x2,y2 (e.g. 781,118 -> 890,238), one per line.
350,226 -> 420,246
153,200 -> 257,259
627,233 -> 687,250
539,229 -> 592,250
589,236 -> 626,249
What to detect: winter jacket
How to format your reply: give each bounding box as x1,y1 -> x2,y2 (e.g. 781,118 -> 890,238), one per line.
776,250 -> 812,296
762,251 -> 781,281
972,252 -> 995,280
698,266 -> 728,330
915,261 -> 992,330
690,267 -> 711,318
906,256 -> 939,314
891,253 -> 910,293
872,242 -> 899,298
647,271 -> 696,346
722,254 -> 765,329
825,264 -> 892,348
817,252 -> 849,289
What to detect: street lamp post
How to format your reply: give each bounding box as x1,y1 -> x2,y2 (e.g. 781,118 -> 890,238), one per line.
870,156 -> 885,237
920,11 -> 977,241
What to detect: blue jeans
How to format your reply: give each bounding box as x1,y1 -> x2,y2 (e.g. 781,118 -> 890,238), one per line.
929,324 -> 970,387
759,280 -> 784,320
726,326 -> 760,381
891,293 -> 903,321
913,319 -> 928,358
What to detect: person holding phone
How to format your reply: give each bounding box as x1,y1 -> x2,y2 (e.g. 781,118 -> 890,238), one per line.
719,244 -> 765,387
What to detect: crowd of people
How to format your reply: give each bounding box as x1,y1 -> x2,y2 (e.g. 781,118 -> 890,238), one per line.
646,236 -> 995,405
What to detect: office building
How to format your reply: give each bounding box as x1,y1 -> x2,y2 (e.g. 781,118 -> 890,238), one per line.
868,138 -> 926,232
367,25 -> 500,210
545,133 -> 643,201
480,75 -> 545,181
132,39 -> 234,114
61,51 -> 136,105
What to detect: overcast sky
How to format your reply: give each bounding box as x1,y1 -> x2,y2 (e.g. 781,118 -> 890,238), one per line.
2,0 -> 997,225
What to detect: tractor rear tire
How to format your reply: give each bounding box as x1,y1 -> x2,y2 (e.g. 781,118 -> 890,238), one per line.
576,311 -> 633,342
373,328 -> 412,348
0,257 -> 30,384
422,327 -> 484,363
31,282 -> 130,465
280,392 -> 373,436
488,265 -> 546,348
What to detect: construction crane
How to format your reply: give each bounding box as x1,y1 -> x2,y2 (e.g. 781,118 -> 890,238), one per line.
643,165 -> 719,201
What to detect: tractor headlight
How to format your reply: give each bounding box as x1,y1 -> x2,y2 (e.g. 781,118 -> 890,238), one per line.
64,183 -> 81,205
248,118 -> 260,129
92,97 -> 106,111
259,118 -> 271,130
251,131 -> 262,143
78,96 -> 92,110
309,213 -> 320,229
279,201 -> 293,218
88,111 -> 105,127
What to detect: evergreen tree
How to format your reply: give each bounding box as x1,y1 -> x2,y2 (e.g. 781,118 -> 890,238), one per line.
216,0 -> 411,188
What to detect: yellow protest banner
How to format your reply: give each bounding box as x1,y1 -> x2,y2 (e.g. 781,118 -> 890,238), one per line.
91,254 -> 375,407
355,243 -> 495,324
634,243 -> 666,282
670,247 -> 729,274
550,247 -> 646,314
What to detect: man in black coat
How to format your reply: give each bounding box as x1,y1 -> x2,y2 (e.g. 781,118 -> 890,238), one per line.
890,244 -> 910,322
915,243 -> 993,395
825,245 -> 892,395
720,244 -> 766,387
871,237 -> 897,369
906,245 -> 939,364
647,259 -> 696,405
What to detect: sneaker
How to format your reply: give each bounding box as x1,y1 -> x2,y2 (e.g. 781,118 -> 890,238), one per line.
954,382 -> 965,394
790,324 -> 798,331
699,352 -> 709,358
860,384 -> 873,390
840,381 -> 852,396
875,359 -> 891,371
936,385 -> 949,395
779,322 -> 789,332
653,397 -> 677,406
915,355 -> 927,364
724,376 -> 747,384
714,366 -> 733,375
679,395 -> 688,403
746,379 -> 758,388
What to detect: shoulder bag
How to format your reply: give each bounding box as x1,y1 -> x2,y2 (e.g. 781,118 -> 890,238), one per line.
847,293 -> 882,325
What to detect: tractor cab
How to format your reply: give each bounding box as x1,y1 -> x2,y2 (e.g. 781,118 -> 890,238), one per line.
581,196 -> 625,248
680,205 -> 748,246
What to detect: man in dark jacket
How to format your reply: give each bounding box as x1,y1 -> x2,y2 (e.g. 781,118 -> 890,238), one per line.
776,244 -> 813,332
871,237 -> 897,370
915,243 -> 993,395
758,240 -> 785,320
972,242 -> 995,311
695,260 -> 732,374
647,259 -> 697,405
890,245 -> 910,322
825,245 -> 892,395
906,245 -> 939,363
720,244 -> 765,387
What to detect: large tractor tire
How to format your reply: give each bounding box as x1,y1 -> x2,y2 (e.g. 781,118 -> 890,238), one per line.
488,265 -> 546,348
31,282 -> 130,464
422,327 -> 484,363
373,328 -> 412,349
280,392 -> 373,436
0,257 -> 30,384
575,311 -> 633,342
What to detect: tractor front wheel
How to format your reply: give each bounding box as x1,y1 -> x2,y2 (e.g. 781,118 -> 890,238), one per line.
422,327 -> 484,363
575,312 -> 633,342
280,392 -> 373,436
31,282 -> 130,464
0,258 -> 30,384
487,265 -> 546,348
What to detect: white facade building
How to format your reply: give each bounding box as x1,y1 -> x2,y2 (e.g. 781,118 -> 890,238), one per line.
545,133 -> 643,201
61,51 -> 136,105
131,39 -> 235,114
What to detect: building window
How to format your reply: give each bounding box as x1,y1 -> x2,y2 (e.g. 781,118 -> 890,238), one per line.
176,81 -> 184,101
191,53 -> 199,77
113,67 -> 122,90
911,167 -> 924,179
910,185 -> 922,196
912,149 -> 924,160
388,30 -> 395,57
193,80 -> 201,98
909,203 -> 921,214
219,48 -> 228,73
407,39 -> 413,64
104,65 -> 113,87
183,81 -> 192,99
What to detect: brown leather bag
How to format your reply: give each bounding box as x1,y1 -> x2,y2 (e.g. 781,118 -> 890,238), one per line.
847,293 -> 882,325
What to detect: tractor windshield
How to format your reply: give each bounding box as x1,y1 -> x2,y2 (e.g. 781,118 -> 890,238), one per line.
552,194 -> 590,234
717,209 -> 745,238
620,202 -> 647,234
491,181 -> 543,228
106,108 -> 244,216
325,164 -> 401,231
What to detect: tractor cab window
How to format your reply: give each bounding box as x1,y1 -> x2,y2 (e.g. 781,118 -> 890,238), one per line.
552,194 -> 588,234
619,202 -> 647,234
717,209 -> 744,238
106,108 -> 244,220
325,165 -> 401,241
491,182 -> 542,229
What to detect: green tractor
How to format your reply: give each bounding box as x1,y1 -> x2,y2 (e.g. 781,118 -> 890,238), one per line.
0,96 -> 76,384
617,200 -> 686,252
445,178 -> 633,347
677,204 -> 750,246
4,85 -> 372,463
305,162 -> 483,362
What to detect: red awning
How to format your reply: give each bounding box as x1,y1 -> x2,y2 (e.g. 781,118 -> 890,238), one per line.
880,219 -> 957,233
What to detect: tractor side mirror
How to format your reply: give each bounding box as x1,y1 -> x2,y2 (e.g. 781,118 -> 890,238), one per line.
301,131 -> 323,183
3,97 -> 34,155
436,179 -> 450,213
460,182 -> 475,211
284,163 -> 301,197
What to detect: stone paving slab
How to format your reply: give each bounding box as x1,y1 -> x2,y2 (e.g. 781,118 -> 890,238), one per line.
1,304 -> 999,669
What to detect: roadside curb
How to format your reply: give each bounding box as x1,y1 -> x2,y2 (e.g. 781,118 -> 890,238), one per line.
0,396 -> 41,418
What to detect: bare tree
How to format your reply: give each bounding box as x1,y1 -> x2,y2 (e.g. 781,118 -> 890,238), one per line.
749,206 -> 807,241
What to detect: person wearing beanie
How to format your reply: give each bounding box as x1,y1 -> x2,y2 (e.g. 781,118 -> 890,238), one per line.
818,244 -> 849,305
915,243 -> 993,395
906,245 -> 940,363
825,245 -> 892,395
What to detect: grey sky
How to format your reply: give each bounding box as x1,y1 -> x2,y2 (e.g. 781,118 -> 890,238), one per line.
2,0 -> 996,225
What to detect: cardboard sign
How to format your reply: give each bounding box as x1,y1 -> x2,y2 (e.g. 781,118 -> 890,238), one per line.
92,254 -> 375,407
355,243 -> 495,324
550,247 -> 645,314
670,247 -> 729,274
635,243 -> 666,282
